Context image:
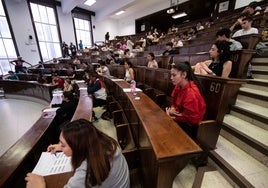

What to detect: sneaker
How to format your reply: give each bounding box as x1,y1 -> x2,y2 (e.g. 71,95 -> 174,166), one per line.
247,76 -> 254,79
91,116 -> 98,122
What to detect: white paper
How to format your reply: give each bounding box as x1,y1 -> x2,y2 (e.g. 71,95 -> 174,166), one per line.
32,152 -> 73,176
123,88 -> 142,92
75,80 -> 85,83
79,87 -> 87,90
43,107 -> 59,112
111,79 -> 124,81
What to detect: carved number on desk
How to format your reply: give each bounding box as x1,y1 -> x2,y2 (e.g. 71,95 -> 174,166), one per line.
210,82 -> 221,93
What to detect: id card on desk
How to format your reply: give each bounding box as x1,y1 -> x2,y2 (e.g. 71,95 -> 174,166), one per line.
32,152 -> 72,176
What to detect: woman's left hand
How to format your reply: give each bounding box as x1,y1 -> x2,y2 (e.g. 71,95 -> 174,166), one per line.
25,173 -> 46,188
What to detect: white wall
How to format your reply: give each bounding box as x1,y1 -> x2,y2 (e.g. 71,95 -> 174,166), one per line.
92,18 -> 118,42
4,0 -> 40,65
235,0 -> 262,9
57,6 -> 75,45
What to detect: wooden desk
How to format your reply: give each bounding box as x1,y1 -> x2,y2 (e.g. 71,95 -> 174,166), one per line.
0,81 -> 56,188
0,80 -> 93,188
101,75 -> 202,188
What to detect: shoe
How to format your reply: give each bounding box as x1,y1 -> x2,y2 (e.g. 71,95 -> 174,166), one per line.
247,76 -> 254,79
91,116 -> 98,122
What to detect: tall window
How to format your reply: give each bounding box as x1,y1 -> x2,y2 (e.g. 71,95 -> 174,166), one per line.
30,2 -> 61,62
0,1 -> 17,75
74,17 -> 92,48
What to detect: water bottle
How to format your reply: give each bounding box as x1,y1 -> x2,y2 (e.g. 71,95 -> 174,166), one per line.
130,80 -> 136,95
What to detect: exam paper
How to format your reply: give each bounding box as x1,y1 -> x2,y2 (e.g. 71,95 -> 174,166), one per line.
32,152 -> 72,176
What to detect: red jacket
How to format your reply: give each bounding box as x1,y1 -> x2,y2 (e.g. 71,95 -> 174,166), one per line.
171,81 -> 206,126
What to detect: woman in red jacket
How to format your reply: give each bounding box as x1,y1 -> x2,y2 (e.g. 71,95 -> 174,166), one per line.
166,61 -> 206,139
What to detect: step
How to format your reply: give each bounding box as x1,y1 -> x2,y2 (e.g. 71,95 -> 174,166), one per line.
192,166 -> 234,188
242,79 -> 268,92
210,136 -> 268,188
238,87 -> 268,108
251,70 -> 268,79
222,114 -> 268,166
251,57 -> 268,63
230,100 -> 268,130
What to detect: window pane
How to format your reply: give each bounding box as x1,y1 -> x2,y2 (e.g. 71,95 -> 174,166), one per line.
30,3 -> 41,22
3,39 -> 16,58
39,42 -> 48,60
53,43 -> 61,58
43,24 -> 52,41
39,5 -> 49,24
47,7 -> 56,25
0,17 -> 11,38
50,25 -> 59,42
0,39 -> 6,58
35,23 -> 45,41
0,59 -> 13,75
0,1 -> 5,16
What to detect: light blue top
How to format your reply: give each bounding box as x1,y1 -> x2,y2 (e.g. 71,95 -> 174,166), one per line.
64,148 -> 130,188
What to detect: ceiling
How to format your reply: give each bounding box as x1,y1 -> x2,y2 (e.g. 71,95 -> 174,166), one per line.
57,0 -> 216,33
59,0 -> 168,21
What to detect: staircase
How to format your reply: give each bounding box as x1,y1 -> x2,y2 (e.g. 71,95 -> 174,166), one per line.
173,55 -> 268,188
207,55 -> 268,187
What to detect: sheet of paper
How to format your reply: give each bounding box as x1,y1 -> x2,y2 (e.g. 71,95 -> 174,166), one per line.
43,107 -> 59,112
74,80 -> 85,83
123,88 -> 142,92
32,152 -> 73,176
111,79 -> 124,81
79,87 -> 87,90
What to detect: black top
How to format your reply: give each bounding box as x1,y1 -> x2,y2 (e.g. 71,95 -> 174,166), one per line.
208,61 -> 223,76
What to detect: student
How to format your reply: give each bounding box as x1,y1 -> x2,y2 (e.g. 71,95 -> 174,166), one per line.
162,42 -> 177,56
7,71 -> 19,80
232,16 -> 258,37
192,40 -> 232,78
124,60 -> 134,82
46,91 -> 78,128
10,56 -> 32,73
63,79 -> 73,92
25,119 -> 130,188
216,28 -> 242,51
96,60 -> 111,76
87,71 -> 107,121
147,52 -> 158,69
166,61 -> 206,139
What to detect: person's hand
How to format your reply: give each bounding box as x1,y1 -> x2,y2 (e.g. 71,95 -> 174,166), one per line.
25,173 -> 46,188
47,144 -> 61,153
166,107 -> 180,118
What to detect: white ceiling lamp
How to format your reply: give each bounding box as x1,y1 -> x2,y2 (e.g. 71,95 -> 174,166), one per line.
84,0 -> 96,6
172,12 -> 187,19
167,8 -> 175,14
115,10 -> 125,15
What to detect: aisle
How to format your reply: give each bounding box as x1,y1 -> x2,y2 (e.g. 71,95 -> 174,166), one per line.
0,99 -> 44,156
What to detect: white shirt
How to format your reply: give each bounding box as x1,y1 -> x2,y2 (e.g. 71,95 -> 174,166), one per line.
232,27 -> 258,37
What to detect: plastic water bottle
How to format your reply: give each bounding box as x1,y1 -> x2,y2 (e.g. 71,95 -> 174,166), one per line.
130,80 -> 136,95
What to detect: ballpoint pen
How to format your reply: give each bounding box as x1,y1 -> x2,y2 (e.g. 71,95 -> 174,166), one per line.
53,152 -> 58,158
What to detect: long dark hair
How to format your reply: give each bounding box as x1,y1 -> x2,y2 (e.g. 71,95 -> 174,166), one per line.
171,61 -> 204,94
214,40 -> 231,64
61,119 -> 118,187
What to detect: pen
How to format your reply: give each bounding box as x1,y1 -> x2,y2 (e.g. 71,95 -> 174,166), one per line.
53,152 -> 58,158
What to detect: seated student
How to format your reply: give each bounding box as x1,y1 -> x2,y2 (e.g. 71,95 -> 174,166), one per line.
6,71 -> 19,80
10,56 -> 32,73
166,61 -> 206,139
87,71 -> 107,121
25,119 -> 130,188
147,52 -> 158,69
47,91 -> 78,127
63,79 -> 73,92
96,60 -> 111,76
162,42 -> 177,56
52,75 -> 64,89
171,34 -> 183,48
196,21 -> 204,31
192,40 -> 232,78
124,60 -> 134,82
232,16 -> 258,37
216,28 -> 242,51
